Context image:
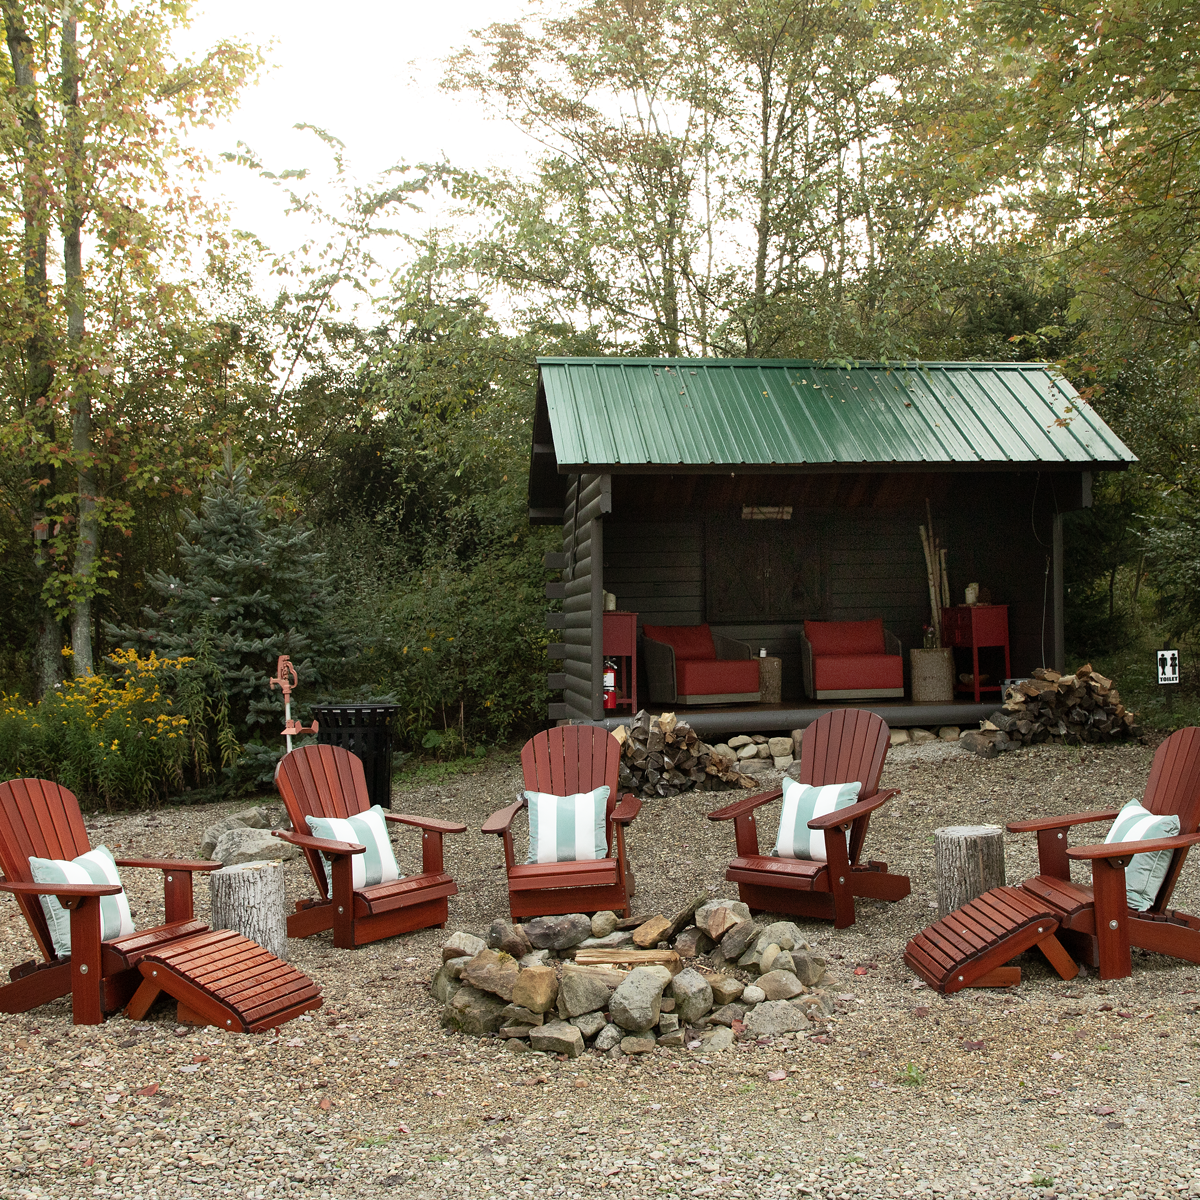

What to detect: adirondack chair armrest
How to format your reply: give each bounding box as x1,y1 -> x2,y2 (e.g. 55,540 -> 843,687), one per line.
1007,809 -> 1121,833
611,795 -> 642,824
385,814 -> 468,834
482,799 -> 525,836
114,857 -> 220,872
272,830 -> 366,856
807,788 -> 900,830
1067,832 -> 1200,861
0,879 -> 122,909
707,788 -> 783,822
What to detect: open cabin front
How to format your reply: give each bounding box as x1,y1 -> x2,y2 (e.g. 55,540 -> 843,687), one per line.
530,358 -> 1135,736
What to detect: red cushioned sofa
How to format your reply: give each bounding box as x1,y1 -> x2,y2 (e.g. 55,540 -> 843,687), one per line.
800,618 -> 904,700
642,624 -> 760,706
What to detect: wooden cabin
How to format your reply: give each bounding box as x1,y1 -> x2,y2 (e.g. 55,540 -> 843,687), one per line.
529,358 -> 1135,735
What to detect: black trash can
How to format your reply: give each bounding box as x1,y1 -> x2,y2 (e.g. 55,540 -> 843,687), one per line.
311,704 -> 400,809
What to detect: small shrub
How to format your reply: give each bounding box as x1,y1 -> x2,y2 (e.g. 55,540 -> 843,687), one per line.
0,649 -> 227,810
896,1062 -> 926,1087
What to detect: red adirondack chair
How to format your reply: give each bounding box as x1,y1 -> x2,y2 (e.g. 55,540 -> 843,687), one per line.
482,725 -> 642,920
708,709 -> 911,928
274,744 -> 467,948
0,778 -> 322,1029
1008,725 -> 1200,979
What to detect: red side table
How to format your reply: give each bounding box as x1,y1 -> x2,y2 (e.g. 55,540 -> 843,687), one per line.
602,611 -> 638,713
941,605 -> 1010,703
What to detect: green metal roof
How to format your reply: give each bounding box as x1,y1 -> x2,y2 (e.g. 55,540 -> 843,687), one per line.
536,358 -> 1136,469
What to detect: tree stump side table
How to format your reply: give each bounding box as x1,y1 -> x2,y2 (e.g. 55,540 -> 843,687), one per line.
209,860 -> 288,961
934,825 -> 1006,919
758,656 -> 782,704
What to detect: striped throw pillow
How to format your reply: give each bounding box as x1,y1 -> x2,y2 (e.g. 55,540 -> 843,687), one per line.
524,786 -> 610,865
1105,800 -> 1181,911
773,779 -> 862,861
306,806 -> 401,890
28,845 -> 135,957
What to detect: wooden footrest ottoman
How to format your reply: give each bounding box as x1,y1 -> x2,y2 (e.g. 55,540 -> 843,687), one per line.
126,929 -> 323,1032
904,885 -> 1078,993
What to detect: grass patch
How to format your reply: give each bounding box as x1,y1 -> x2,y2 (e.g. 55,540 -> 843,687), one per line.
393,744 -> 521,791
896,1062 -> 926,1087
1030,1173 -> 1054,1188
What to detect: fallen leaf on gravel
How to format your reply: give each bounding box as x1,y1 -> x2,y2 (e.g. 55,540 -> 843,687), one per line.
731,1019 -> 746,1033
483,1112 -> 509,1122
1095,1106 -> 1116,1115
869,1081 -> 884,1088
68,1119 -> 88,1127
135,1084 -> 159,1096
962,1040 -> 986,1052
103,1092 -> 120,1104
811,1034 -> 832,1045
1105,1120 -> 1125,1129
799,1112 -> 815,1122
318,1098 -> 331,1110
286,1038 -> 304,1047
176,1065 -> 200,1074
1042,1088 -> 1061,1096
1117,1011 -> 1134,1019
911,980 -> 927,989
853,967 -> 868,975
397,1122 -> 410,1134
1098,1003 -> 1113,1011
191,1055 -> 209,1064
574,1079 -> 588,1088
912,1006 -> 930,1018
1050,1051 -> 1065,1060
766,1070 -> 786,1082
605,1167 -> 621,1176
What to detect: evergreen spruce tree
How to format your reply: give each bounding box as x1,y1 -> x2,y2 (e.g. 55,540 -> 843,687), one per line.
112,452 -> 348,783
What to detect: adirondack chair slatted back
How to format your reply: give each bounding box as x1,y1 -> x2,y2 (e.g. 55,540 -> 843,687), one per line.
798,709 -> 889,866
1139,726 -> 1200,911
798,709 -> 889,794
520,726 -> 621,846
276,745 -> 372,897
0,778 -> 92,961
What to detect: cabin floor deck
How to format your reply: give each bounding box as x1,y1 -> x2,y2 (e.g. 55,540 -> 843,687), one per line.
597,697 -> 995,736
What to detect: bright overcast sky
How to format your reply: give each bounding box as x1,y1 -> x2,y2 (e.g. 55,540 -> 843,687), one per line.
178,0 -> 545,263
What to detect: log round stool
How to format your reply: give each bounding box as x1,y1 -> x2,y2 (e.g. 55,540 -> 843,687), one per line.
209,860 -> 288,960
934,824 -> 1006,918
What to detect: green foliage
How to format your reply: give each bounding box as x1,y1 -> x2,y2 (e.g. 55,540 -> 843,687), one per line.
110,454 -> 349,785
0,649 -> 224,810
896,1062 -> 926,1087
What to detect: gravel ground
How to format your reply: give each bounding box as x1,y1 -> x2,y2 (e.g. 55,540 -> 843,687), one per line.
2,736 -> 1199,1200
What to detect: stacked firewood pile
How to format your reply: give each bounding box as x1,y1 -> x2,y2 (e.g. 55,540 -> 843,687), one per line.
614,710 -> 757,799
985,664 -> 1138,746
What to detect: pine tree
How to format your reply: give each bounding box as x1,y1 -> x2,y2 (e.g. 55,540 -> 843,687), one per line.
113,452 -> 347,767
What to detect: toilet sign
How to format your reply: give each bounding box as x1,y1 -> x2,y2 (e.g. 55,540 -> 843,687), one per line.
1157,648 -> 1180,686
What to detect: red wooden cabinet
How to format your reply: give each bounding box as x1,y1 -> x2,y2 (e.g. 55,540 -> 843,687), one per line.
941,604 -> 1010,702
602,611 -> 638,713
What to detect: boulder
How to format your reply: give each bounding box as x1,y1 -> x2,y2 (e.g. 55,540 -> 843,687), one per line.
889,729 -> 911,747
443,931 -> 487,962
557,964 -> 615,1018
739,921 -> 807,971
791,949 -> 826,988
530,1021 -> 584,1058
499,1004 -> 543,1028
708,975 -> 744,1006
718,919 -> 759,960
574,931 -> 634,950
511,965 -> 558,1014
524,913 -> 593,950
741,984 -> 766,1005
767,736 -> 793,758
461,949 -> 520,1002
211,828 -> 299,866
200,807 -> 274,859
758,970 -> 805,1001
673,927 -> 713,958
591,910 -> 619,938
744,999 -> 811,1036
695,899 -> 750,939
669,968 -> 713,1024
791,728 -> 804,757
773,950 -> 796,975
609,966 -> 669,1032
571,1011 -> 607,1039
657,1013 -> 680,1034
910,727 -> 937,744
594,1023 -> 623,1052
704,1003 -> 746,1027
736,744 -> 761,761
443,985 -> 507,1036
444,956 -> 473,980
657,1029 -> 685,1047
702,1026 -> 735,1051
661,894 -> 707,942
727,735 -> 754,749
620,1036 -> 656,1054
518,950 -> 552,968
632,915 -> 672,948
431,966 -> 462,1005
486,920 -> 533,959
938,726 -> 961,742
773,756 -> 794,770
759,944 -> 782,974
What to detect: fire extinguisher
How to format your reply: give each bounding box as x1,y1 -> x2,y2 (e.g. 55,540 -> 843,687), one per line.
603,658 -> 617,710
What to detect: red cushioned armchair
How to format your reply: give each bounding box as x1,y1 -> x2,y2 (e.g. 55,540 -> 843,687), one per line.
642,624 -> 760,706
800,618 -> 903,701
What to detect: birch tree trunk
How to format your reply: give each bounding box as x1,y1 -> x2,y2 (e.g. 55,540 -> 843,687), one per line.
209,861 -> 288,960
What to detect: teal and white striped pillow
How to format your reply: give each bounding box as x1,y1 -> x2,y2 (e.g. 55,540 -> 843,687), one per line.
1105,800 -> 1181,912
524,786 -> 610,865
306,806 -> 400,889
772,779 -> 862,861
28,845 -> 135,957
